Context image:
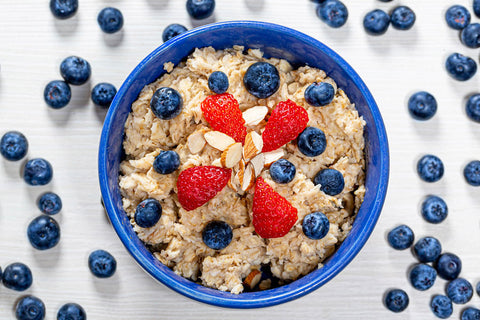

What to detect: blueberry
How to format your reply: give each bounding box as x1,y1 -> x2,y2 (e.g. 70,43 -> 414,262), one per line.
57,303 -> 86,320
97,7 -> 123,34
44,80 -> 71,109
417,154 -> 444,183
390,6 -> 416,30
269,159 -> 296,184
150,87 -> 183,120
153,150 -> 180,174
297,127 -> 327,157
477,281 -> 480,296
27,215 -> 61,250
462,307 -> 480,320
461,23 -> 480,48
313,168 -> 344,196
302,212 -> 330,240
49,0 -> 78,19
208,71 -> 229,94
446,53 -> 477,81
162,23 -> 188,42
2,262 -> 33,291
91,83 -> 117,108
202,221 -> 233,250
317,0 -> 349,28
384,289 -> 409,313
88,249 -> 117,278
387,225 -> 414,250
135,198 -> 162,228
363,9 -> 390,35
466,94 -> 480,122
475,0 -> 480,18
304,82 -> 335,106
37,192 -> 62,215
1,131 -> 28,161
15,296 -> 45,320
445,5 -> 471,30
408,91 -> 437,121
430,295 -> 453,319
413,236 -> 442,263
435,252 -> 462,280
186,0 -> 215,20
409,263 -> 437,291
243,62 -> 280,99
447,278 -> 473,304
23,158 -> 53,186
464,160 -> 480,186
421,195 -> 448,224
60,56 -> 91,86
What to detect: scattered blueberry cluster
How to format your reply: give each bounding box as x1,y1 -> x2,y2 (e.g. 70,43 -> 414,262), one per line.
363,3 -> 415,36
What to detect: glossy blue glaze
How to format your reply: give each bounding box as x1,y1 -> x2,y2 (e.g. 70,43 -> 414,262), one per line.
98,21 -> 389,308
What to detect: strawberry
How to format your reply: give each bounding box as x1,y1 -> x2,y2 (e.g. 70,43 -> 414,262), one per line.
177,166 -> 231,211
200,93 -> 247,143
262,99 -> 309,152
252,177 -> 298,238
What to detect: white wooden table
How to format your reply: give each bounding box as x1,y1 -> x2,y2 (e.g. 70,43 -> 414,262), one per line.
0,1 -> 479,319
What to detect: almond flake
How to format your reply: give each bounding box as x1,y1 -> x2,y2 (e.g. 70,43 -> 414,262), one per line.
242,106 -> 268,126
204,131 -> 235,151
220,143 -> 243,168
211,158 -> 223,167
263,149 -> 285,168
243,269 -> 262,289
240,163 -> 255,192
187,130 -> 206,154
250,153 -> 265,177
242,131 -> 263,161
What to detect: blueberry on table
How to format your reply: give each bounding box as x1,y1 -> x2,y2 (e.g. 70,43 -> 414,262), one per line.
363,9 -> 390,36
445,5 -> 471,30
186,0 -> 215,20
2,262 -> 33,291
435,252 -> 462,280
302,212 -> 330,240
150,87 -> 183,120
413,236 -> 442,263
135,198 -> 162,228
466,94 -> 480,122
208,71 -> 229,94
91,83 -> 117,108
49,0 -> 78,19
408,91 -> 437,121
462,307 -> 480,320
417,154 -> 444,183
313,168 -> 344,196
153,150 -> 180,174
243,62 -> 280,99
23,158 -> 53,186
269,159 -> 296,184
430,295 -> 453,319
475,0 -> 480,18
15,295 -> 45,320
316,0 -> 349,28
477,281 -> 480,296
409,263 -> 437,291
202,221 -> 233,250
297,127 -> 327,157
445,53 -> 477,81
57,303 -> 86,320
27,215 -> 61,250
461,23 -> 480,48
60,56 -> 91,86
88,249 -> 117,278
464,160 -> 480,186
390,6 -> 416,30
304,82 -> 335,106
1,131 -> 28,161
384,289 -> 409,313
387,225 -> 414,250
97,7 -> 124,34
162,23 -> 188,42
447,278 -> 473,304
44,80 -> 71,109
37,192 -> 62,215
421,195 -> 448,223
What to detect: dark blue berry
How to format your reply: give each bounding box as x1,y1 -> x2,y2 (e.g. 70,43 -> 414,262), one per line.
60,56 -> 91,86
313,168 -> 344,196
150,87 -> 183,120
302,212 -> 330,240
243,62 -> 280,99
461,23 -> 480,48
49,0 -> 78,19
387,225 -> 414,250
430,295 -> 453,319
97,7 -> 123,34
57,303 -> 86,320
408,91 -> 437,120
37,192 -> 62,215
15,296 -> 45,320
462,307 -> 480,320
446,53 -> 477,81
304,82 -> 335,106
44,80 -> 71,109
413,236 -> 442,263
27,215 -> 61,250
269,159 -> 296,184
409,263 -> 437,291
23,158 -> 53,186
421,195 -> 448,223
208,71 -> 229,94
466,94 -> 480,122
186,0 -> 215,20
1,131 -> 28,161
162,23 -> 188,42
88,249 -> 117,278
445,5 -> 471,30
447,278 -> 473,304
135,198 -> 162,228
417,154 -> 444,183
390,6 -> 416,30
297,127 -> 327,157
202,221 -> 233,250
384,289 -> 409,313
317,0 -> 349,28
91,83 -> 117,108
435,253 -> 462,280
464,160 -> 480,186
363,9 -> 390,35
475,0 -> 480,18
153,150 -> 180,174
2,262 -> 33,291
477,281 -> 480,296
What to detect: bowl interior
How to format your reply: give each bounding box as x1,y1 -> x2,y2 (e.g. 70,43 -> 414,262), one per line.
99,21 -> 389,308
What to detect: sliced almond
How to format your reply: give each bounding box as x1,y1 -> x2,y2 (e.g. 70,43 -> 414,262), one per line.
227,169 -> 237,190
243,131 -> 263,161
242,106 -> 269,126
204,131 -> 235,151
211,158 -> 223,167
250,153 -> 265,177
263,149 -> 285,168
187,131 -> 206,154
220,143 -> 243,168
240,163 -> 255,192
243,269 -> 262,289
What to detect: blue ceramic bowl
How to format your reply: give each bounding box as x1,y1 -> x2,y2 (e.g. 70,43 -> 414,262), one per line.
99,21 -> 389,309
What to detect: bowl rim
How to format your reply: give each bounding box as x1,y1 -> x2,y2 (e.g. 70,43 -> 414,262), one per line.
99,20 -> 389,309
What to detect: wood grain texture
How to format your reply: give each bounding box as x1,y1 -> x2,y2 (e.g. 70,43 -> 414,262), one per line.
0,0 -> 479,319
